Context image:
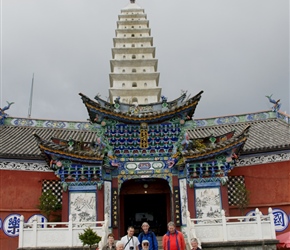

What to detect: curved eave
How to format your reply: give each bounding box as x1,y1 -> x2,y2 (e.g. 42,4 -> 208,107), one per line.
84,100 -> 201,125
183,137 -> 247,162
39,144 -> 103,163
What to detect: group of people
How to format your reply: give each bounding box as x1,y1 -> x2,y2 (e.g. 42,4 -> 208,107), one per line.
102,221 -> 201,250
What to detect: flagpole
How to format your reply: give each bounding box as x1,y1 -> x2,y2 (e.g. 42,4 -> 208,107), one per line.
28,73 -> 34,118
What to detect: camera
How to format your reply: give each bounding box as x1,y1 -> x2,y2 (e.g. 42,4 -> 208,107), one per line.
130,247 -> 134,250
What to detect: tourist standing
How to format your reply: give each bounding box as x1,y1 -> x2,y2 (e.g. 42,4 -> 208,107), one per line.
102,233 -> 116,250
190,238 -> 201,250
116,241 -> 125,250
138,222 -> 158,250
162,221 -> 186,250
141,240 -> 150,250
121,226 -> 140,250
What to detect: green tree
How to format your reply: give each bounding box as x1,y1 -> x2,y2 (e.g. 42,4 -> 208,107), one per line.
79,227 -> 102,249
37,189 -> 61,222
235,182 -> 250,215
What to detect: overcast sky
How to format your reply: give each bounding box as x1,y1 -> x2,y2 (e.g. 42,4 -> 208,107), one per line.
1,0 -> 289,121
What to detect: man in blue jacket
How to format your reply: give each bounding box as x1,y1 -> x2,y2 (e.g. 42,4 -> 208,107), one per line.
138,222 -> 158,250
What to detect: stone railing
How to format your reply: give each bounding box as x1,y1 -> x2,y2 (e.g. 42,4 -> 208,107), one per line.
18,214 -> 109,249
183,208 -> 276,244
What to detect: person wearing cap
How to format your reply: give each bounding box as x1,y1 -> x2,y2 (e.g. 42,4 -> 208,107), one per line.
141,240 -> 150,250
162,221 -> 186,250
138,222 -> 158,250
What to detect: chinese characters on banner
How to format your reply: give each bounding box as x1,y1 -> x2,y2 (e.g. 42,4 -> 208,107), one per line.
173,187 -> 181,226
112,188 -> 119,228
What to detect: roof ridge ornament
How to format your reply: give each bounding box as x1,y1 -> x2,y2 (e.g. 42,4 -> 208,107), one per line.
130,0 -> 135,3
0,101 -> 14,125
266,94 -> 281,111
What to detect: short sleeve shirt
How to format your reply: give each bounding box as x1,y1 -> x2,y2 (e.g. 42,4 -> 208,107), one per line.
121,235 -> 140,250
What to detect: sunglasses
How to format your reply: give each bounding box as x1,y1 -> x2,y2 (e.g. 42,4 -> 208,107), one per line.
143,243 -> 149,246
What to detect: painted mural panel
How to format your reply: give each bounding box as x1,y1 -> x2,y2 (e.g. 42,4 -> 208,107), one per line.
195,183 -> 221,221
179,178 -> 188,225
69,192 -> 96,224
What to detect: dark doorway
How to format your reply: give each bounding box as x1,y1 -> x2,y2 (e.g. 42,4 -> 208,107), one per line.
120,178 -> 170,237
124,193 -> 167,236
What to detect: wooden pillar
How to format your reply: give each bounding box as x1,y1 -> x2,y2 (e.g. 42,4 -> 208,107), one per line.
187,185 -> 195,218
220,184 -> 230,216
97,186 -> 104,221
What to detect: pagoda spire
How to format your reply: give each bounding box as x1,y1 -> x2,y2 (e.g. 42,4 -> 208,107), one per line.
109,2 -> 162,105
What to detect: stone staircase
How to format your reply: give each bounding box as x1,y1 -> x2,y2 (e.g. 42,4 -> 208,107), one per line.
156,236 -> 163,250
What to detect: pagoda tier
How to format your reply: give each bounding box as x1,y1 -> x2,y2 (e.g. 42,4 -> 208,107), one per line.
79,90 -> 203,125
109,2 -> 161,104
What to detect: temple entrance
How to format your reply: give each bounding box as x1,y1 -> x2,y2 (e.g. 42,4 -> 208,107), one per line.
120,178 -> 171,236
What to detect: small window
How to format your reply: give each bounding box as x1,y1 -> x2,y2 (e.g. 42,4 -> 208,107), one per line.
123,44 -> 126,47
144,98 -> 148,104
144,83 -> 147,87
122,69 -> 125,73
141,44 -> 143,47
132,26 -> 134,28
122,83 -> 125,87
132,55 -> 136,59
139,26 -> 141,28
142,55 -> 145,58
132,44 -> 135,47
123,55 -> 126,59
132,97 -> 138,103
132,69 -> 136,73
143,69 -> 146,72
132,82 -> 137,87
131,34 -> 135,37
140,34 -> 142,37
124,34 -> 126,37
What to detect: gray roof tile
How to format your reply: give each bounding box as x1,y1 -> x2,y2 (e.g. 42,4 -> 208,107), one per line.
1,114 -> 290,159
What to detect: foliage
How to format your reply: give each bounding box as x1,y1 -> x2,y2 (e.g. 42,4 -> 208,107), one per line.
37,189 -> 62,222
235,182 -> 250,215
79,227 -> 102,249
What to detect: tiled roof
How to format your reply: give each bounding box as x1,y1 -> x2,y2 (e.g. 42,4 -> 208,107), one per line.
183,126 -> 249,160
1,111 -> 290,159
0,126 -> 98,159
190,118 -> 290,154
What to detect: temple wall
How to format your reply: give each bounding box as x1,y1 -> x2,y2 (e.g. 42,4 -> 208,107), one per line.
229,160 -> 290,237
0,169 -> 57,250
230,161 -> 290,211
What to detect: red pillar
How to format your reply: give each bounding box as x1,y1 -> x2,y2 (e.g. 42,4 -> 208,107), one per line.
62,190 -> 69,221
220,184 -> 230,216
97,186 -> 104,221
187,185 -> 195,218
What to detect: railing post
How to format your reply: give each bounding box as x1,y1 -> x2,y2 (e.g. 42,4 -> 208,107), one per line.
255,208 -> 262,239
18,215 -> 24,248
33,215 -> 38,247
221,210 -> 227,241
68,214 -> 73,247
268,207 -> 276,239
